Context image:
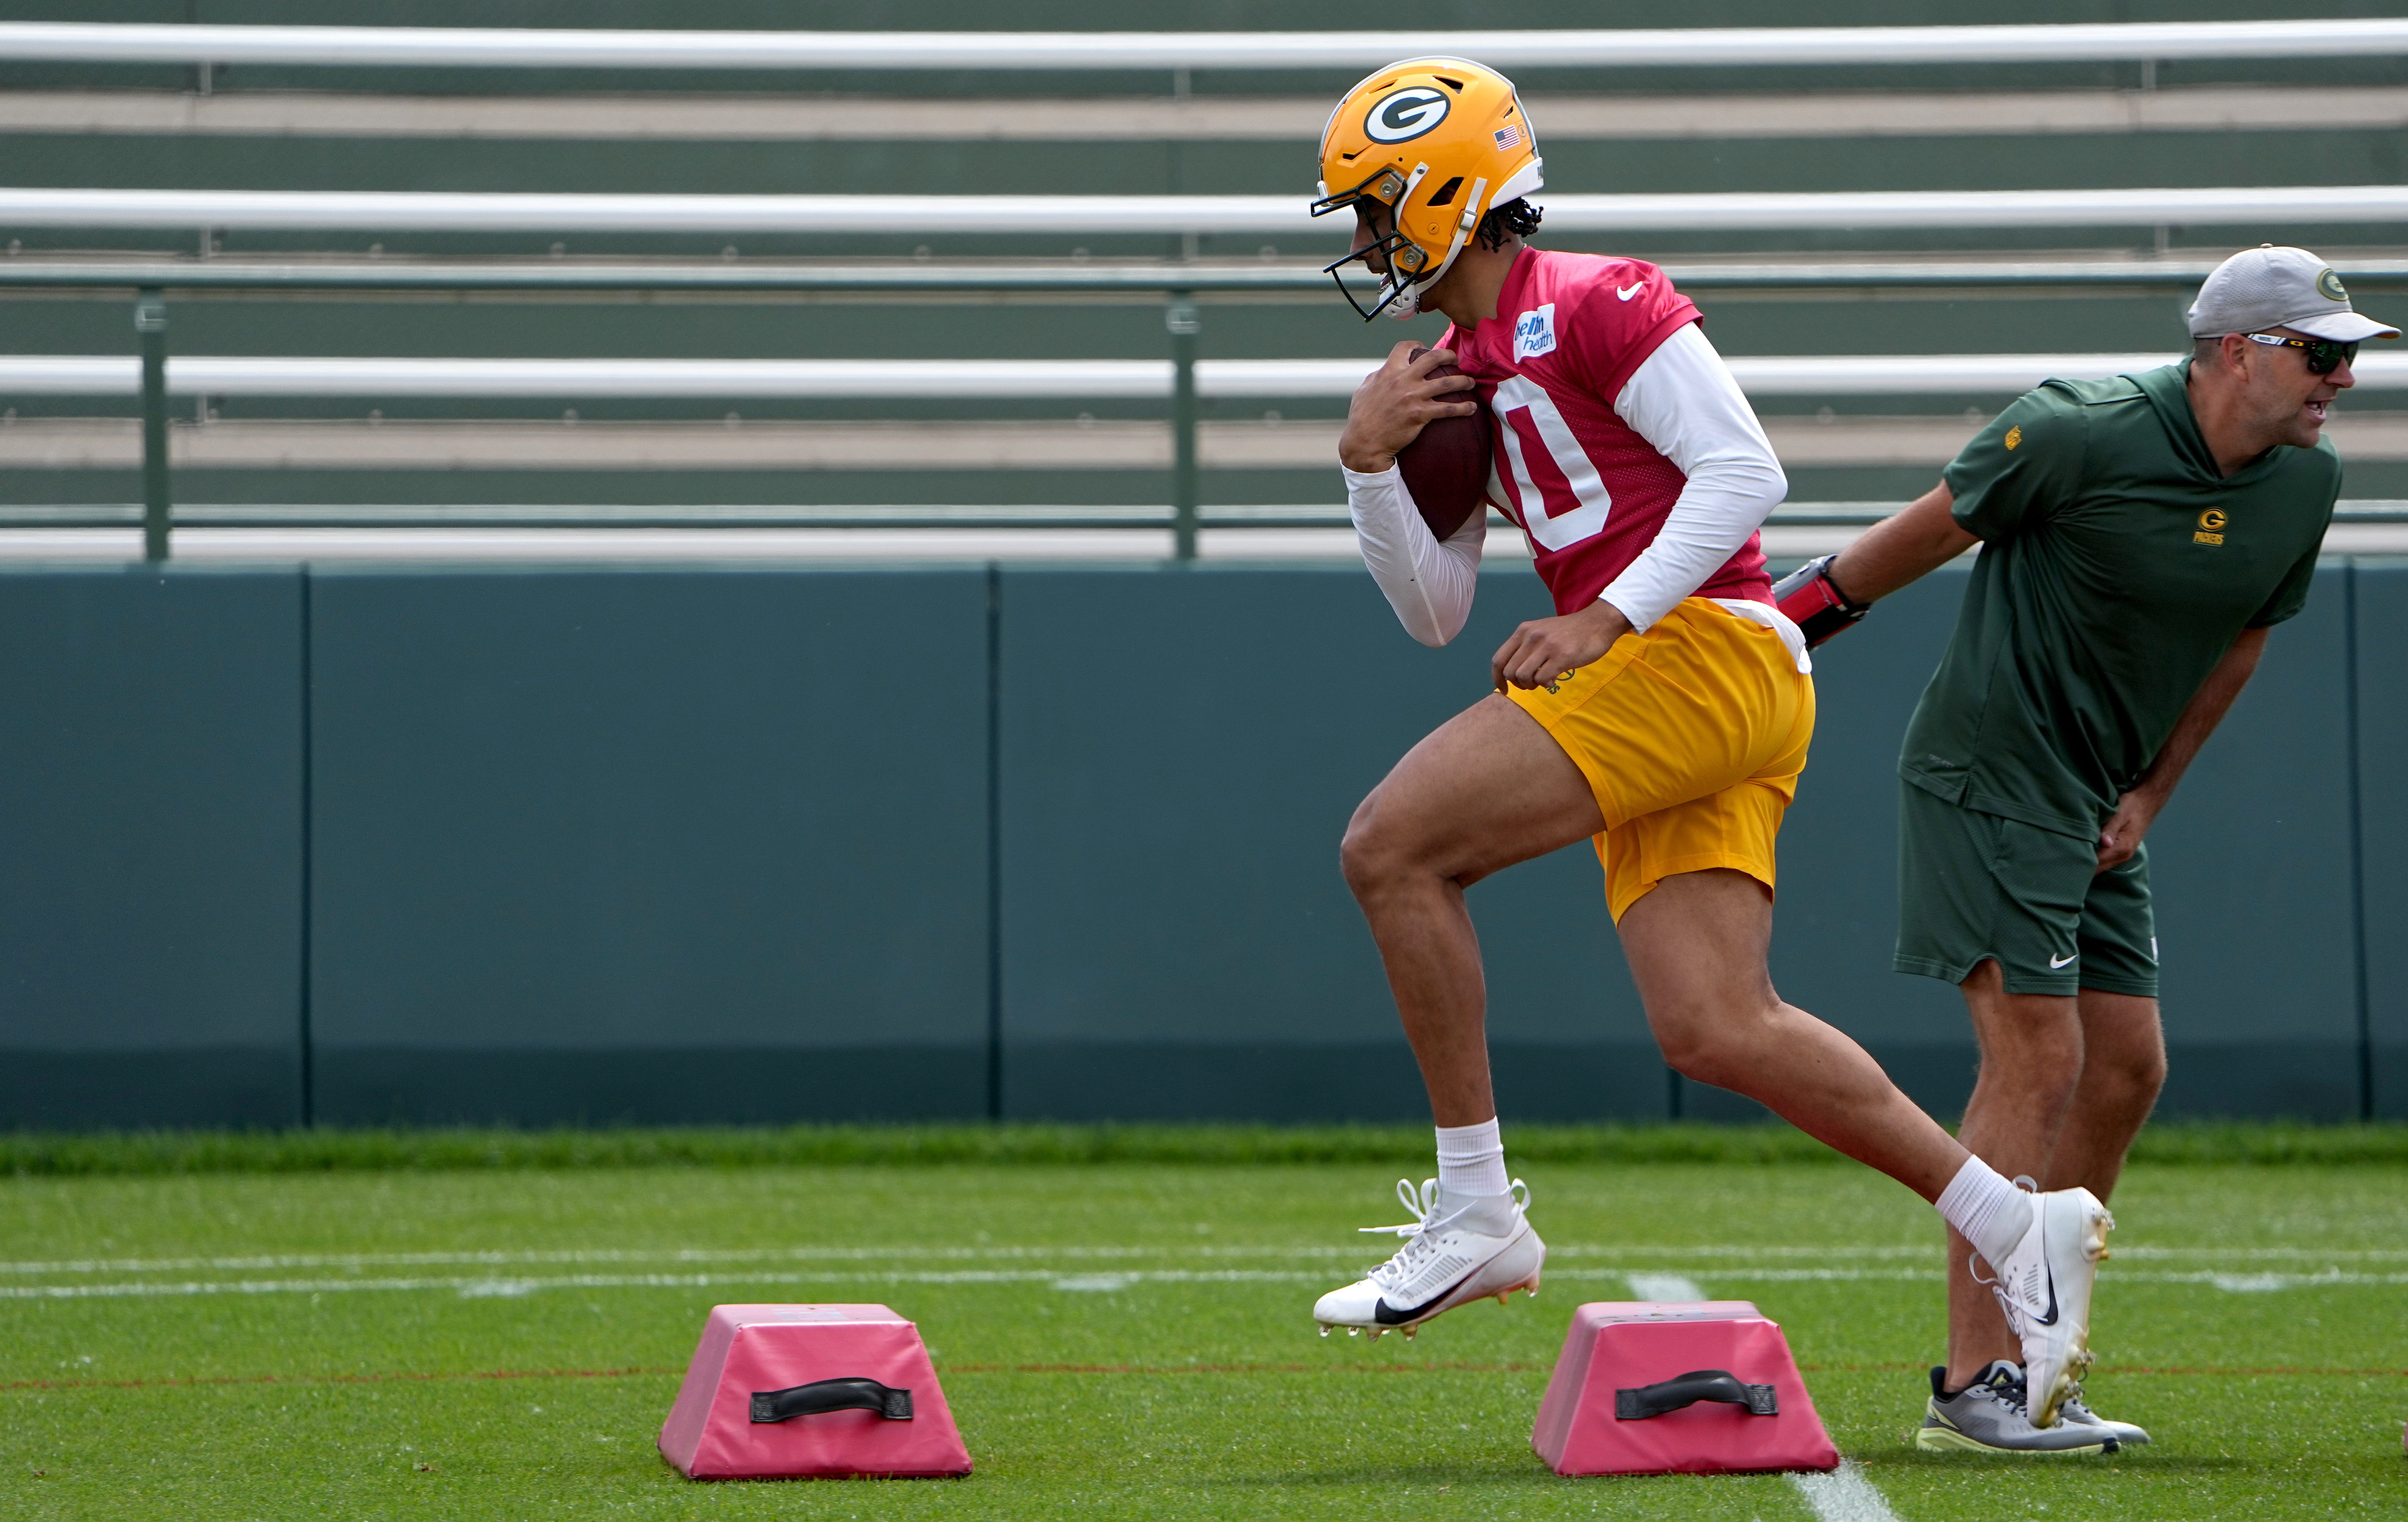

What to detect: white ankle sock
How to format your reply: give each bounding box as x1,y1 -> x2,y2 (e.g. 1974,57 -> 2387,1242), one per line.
1435,1118 -> 1509,1197
1935,1156 -> 2035,1268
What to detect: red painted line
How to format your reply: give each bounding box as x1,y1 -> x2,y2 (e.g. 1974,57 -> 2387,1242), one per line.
942,1361 -> 1556,1375
2,1366 -> 676,1394
1794,1362 -> 2408,1379
2096,1365 -> 2408,1379
7,1360 -> 2401,1395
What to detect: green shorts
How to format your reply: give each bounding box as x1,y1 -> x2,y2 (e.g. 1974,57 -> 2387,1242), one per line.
1893,782 -> 2159,998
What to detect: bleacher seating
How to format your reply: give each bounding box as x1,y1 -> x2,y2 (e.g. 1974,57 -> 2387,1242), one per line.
2,6 -> 2405,558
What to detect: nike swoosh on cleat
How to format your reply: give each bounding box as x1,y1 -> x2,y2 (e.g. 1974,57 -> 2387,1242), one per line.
2032,1261 -> 2060,1326
1372,1296 -> 1437,1325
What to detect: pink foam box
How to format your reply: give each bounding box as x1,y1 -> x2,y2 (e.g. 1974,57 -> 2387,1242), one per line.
1532,1301 -> 1838,1477
658,1304 -> 972,1480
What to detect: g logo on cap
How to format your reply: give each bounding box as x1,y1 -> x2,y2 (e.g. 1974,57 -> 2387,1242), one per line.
2319,268 -> 2350,303
1365,86 -> 1451,144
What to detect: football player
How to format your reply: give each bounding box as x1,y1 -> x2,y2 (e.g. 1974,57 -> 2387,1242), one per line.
1307,57 -> 2112,1435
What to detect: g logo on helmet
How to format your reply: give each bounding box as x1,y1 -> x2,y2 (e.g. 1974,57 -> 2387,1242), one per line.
2317,268 -> 2350,303
1365,86 -> 1451,144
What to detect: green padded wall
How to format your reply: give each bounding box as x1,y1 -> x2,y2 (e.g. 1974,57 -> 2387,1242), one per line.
0,565 -> 304,1128
0,558 -> 2389,1128
994,565 -> 1663,1122
2354,562 -> 2408,1120
304,566 -> 992,1125
2146,569 -> 2362,1118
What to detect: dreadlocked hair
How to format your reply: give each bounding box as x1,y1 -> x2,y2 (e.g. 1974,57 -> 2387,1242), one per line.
1475,198 -> 1543,251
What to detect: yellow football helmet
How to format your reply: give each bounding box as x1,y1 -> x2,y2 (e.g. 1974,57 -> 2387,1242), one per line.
1310,57 -> 1544,320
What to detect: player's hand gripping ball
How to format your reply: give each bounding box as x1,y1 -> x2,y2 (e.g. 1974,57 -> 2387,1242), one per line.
1339,340 -> 1491,539
1394,347 -> 1493,539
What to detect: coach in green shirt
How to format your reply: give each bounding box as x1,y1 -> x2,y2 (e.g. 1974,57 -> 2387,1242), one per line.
1775,245 -> 2394,1453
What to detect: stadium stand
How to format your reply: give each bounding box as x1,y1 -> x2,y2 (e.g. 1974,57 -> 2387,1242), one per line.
3,5 -> 2407,561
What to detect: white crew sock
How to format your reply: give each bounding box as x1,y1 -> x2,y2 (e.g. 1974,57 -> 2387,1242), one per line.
1934,1155 -> 2036,1268
1435,1118 -> 1510,1198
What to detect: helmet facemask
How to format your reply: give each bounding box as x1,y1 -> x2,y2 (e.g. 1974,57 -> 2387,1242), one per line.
1311,167 -> 1436,321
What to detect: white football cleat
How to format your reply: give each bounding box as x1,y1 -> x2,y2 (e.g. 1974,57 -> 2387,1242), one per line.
1312,1177 -> 1544,1337
1979,1185 -> 2114,1428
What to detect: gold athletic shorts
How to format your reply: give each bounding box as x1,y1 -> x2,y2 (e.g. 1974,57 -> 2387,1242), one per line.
1507,597 -> 1815,922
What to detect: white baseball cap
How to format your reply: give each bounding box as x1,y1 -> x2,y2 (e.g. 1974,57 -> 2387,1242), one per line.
2186,245 -> 2398,342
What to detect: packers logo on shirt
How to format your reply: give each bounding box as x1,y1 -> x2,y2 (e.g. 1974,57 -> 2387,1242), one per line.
2196,507 -> 2227,546
2318,268 -> 2349,302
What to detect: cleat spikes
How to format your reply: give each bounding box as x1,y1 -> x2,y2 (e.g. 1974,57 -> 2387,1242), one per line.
1401,1326 -> 1417,1341
1367,1329 -> 1384,1342
1496,1291 -> 1510,1306
1346,1326 -> 1361,1337
1317,1324 -> 1332,1338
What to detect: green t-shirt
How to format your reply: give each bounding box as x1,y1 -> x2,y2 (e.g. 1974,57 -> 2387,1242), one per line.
1899,360 -> 2339,838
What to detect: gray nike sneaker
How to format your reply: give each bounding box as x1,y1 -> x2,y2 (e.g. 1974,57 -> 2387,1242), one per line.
2059,1385 -> 2151,1446
1915,1362 -> 2120,1454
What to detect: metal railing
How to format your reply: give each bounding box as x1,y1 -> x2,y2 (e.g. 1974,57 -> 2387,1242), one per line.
13,351 -> 2407,399
8,262 -> 1249,562
8,258 -> 2406,563
13,185 -> 2408,237
5,256 -> 2405,297
5,21 -> 2408,71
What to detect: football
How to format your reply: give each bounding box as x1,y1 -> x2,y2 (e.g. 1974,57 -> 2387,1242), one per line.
1395,346 -> 1492,540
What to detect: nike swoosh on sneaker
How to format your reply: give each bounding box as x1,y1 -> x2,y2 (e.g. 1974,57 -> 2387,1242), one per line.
1373,1294 -> 1444,1325
1616,282 -> 1644,300
2029,1261 -> 2060,1326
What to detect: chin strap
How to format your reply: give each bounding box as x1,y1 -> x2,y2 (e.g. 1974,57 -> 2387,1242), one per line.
1396,175 -> 1489,323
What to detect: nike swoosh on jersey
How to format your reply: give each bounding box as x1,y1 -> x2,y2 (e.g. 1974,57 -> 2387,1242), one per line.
1615,282 -> 1645,300
2049,952 -> 2077,968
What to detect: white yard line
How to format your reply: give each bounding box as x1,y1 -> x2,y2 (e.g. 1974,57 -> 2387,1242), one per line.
0,1269 -> 1354,1300
2,1263 -> 2401,1301
0,1244 -> 1352,1275
1791,1460 -> 1905,1522
5,1241 -> 2394,1277
1624,1273 -> 1711,1301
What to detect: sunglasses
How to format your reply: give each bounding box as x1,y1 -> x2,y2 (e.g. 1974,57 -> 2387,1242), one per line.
2244,332 -> 2359,374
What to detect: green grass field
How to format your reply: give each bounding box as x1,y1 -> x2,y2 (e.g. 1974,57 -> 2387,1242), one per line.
2,1135 -> 2403,1520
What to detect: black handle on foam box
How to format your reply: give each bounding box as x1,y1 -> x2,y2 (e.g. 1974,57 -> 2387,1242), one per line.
1614,1369 -> 1778,1421
749,1377 -> 914,1423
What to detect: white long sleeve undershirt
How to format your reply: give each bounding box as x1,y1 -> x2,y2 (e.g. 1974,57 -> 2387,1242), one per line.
1345,321 -> 1792,658
1342,462 -> 1486,648
1596,322 -> 1790,637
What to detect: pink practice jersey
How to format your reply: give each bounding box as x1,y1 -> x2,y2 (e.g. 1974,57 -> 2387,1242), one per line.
1440,249 -> 1772,616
